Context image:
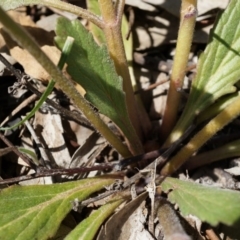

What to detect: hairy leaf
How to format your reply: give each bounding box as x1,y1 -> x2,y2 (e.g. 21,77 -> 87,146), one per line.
55,17 -> 137,145
0,177 -> 115,240
161,177 -> 240,226
169,0 -> 240,142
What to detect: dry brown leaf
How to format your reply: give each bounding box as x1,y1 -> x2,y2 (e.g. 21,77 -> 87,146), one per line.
97,192 -> 153,240
70,132 -> 106,169
34,107 -> 71,168
0,9 -> 59,82
8,45 -> 60,82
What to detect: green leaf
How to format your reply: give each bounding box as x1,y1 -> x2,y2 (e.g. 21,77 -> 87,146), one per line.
0,177 -> 115,240
55,17 -> 137,146
169,0 -> 240,142
18,147 -> 39,165
161,177 -> 240,226
65,198 -> 124,240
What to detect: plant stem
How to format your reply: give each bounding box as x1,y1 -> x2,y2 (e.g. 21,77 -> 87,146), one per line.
0,7 -> 131,157
161,94 -> 240,176
98,0 -> 143,144
3,0 -> 104,29
160,0 -> 197,141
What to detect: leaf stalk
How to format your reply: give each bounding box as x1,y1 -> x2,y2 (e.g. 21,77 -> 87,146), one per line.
98,0 -> 143,153
160,0 -> 197,142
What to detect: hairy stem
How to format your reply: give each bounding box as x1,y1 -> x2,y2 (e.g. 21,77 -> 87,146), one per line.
0,7 -> 131,157
98,0 -> 143,154
160,0 -> 197,142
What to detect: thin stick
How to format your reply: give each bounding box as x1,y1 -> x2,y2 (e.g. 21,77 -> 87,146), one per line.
0,147 -> 14,157
0,94 -> 38,127
0,53 -> 22,80
0,132 -> 35,169
24,81 -> 93,129
0,165 -> 119,185
134,78 -> 169,94
125,7 -> 134,40
0,126 -> 194,186
81,190 -> 118,207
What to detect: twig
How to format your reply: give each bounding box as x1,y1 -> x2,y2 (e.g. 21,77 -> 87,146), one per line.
125,7 -> 134,40
116,147 -> 166,170
25,81 -> 94,129
0,147 -> 14,157
0,165 -> 120,185
0,127 -> 191,186
134,64 -> 196,94
81,190 -> 118,207
0,94 -> 38,127
0,126 -> 194,186
134,78 -> 169,94
0,132 -> 35,169
122,145 -> 174,188
0,53 -> 22,80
